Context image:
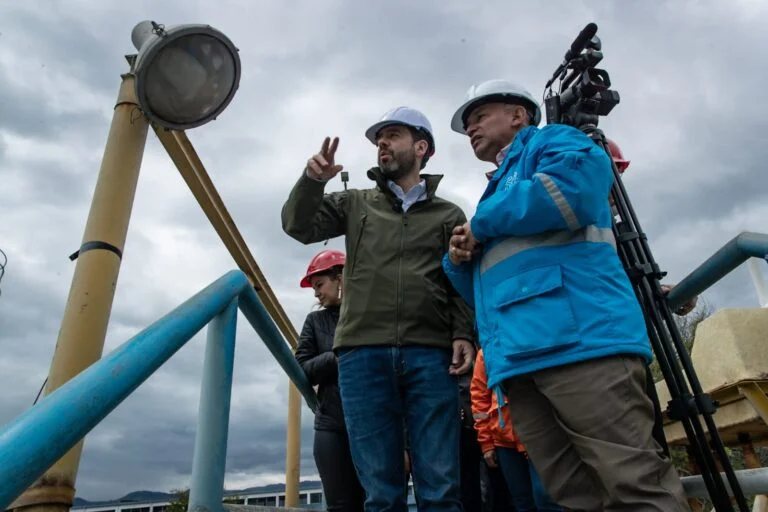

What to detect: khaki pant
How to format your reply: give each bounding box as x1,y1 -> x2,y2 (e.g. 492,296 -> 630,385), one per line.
504,355 -> 690,511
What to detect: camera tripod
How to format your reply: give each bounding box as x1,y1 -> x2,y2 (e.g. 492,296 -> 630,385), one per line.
586,124 -> 749,512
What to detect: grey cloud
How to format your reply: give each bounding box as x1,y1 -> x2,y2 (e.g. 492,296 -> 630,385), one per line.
2,0 -> 767,503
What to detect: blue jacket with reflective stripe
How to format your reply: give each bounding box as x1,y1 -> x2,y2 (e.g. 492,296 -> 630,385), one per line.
443,124 -> 651,389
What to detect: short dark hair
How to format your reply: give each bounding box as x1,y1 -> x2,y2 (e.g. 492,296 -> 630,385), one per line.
311,265 -> 343,282
408,126 -> 433,169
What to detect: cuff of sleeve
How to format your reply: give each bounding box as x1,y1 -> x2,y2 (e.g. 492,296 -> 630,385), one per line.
469,216 -> 486,244
304,169 -> 331,184
442,252 -> 470,274
451,334 -> 475,344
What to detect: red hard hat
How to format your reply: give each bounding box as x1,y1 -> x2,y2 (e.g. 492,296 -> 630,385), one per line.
300,250 -> 346,288
606,138 -> 630,173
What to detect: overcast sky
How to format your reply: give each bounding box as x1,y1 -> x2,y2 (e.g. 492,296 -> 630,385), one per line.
1,0 -> 767,502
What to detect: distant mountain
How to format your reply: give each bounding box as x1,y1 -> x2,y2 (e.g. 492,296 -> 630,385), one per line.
117,491 -> 175,503
73,481 -> 323,505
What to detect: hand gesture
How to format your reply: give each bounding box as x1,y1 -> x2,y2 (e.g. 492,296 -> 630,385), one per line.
306,137 -> 343,181
449,338 -> 475,375
448,222 -> 480,266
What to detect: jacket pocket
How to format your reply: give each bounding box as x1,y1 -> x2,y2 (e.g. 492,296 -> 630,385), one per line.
348,212 -> 367,276
491,265 -> 580,359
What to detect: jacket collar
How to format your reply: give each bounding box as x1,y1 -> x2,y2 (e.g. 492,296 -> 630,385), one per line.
367,167 -> 443,199
487,125 -> 539,183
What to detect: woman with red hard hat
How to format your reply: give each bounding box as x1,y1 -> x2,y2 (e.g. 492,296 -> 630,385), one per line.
606,137 -> 630,174
294,250 -> 365,511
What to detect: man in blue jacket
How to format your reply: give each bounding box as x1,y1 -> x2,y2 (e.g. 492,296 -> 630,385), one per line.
442,79 -> 689,511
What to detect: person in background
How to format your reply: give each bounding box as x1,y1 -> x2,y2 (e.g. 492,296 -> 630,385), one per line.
471,349 -> 562,512
458,370 -> 483,511
480,460 -> 513,512
294,250 -> 365,512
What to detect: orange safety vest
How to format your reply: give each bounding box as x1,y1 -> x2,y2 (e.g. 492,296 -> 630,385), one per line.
470,349 -> 526,454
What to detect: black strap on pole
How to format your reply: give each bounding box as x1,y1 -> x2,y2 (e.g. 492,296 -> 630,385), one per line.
69,241 -> 123,261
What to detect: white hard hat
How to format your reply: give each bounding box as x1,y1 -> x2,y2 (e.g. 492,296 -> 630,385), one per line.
365,106 -> 435,155
450,79 -> 541,134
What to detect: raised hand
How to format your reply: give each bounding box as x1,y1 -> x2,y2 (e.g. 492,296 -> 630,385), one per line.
306,137 -> 344,181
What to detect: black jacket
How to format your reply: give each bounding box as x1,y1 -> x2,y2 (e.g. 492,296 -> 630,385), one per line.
294,305 -> 346,431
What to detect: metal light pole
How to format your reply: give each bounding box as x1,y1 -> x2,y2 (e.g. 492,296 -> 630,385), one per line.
9,20 -> 247,512
10,61 -> 150,512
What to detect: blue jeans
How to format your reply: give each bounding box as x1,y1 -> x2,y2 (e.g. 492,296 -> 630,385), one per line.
337,345 -> 462,512
495,447 -> 562,511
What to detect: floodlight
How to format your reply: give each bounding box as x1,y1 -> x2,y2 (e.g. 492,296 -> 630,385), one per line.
131,20 -> 241,130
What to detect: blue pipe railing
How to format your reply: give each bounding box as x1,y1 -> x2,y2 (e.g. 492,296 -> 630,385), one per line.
0,270 -> 317,512
666,231 -> 768,311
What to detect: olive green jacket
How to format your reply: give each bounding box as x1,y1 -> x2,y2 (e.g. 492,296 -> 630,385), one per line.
281,167 -> 475,350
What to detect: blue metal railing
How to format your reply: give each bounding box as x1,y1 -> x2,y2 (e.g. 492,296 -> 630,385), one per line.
0,270 -> 317,512
666,231 -> 768,311
658,231 -> 768,498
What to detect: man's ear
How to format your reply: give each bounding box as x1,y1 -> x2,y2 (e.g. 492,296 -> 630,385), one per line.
414,139 -> 428,158
512,105 -> 529,126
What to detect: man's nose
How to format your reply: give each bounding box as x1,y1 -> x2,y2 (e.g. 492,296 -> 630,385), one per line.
377,139 -> 390,150
466,123 -> 478,137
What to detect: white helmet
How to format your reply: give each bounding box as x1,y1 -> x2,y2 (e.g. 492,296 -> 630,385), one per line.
450,79 -> 541,134
365,106 -> 435,156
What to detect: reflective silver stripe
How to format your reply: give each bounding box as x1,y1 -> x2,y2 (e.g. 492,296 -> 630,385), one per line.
538,173 -> 581,231
480,225 -> 616,274
473,413 -> 490,420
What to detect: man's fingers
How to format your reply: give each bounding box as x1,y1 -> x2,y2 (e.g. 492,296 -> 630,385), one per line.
307,159 -> 323,177
333,164 -> 344,173
314,154 -> 329,168
453,225 -> 466,235
320,137 -> 330,155
451,344 -> 461,366
455,359 -> 472,374
454,247 -> 472,260
328,137 -> 339,158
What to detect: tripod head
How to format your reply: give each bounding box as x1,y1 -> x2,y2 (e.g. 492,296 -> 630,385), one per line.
544,23 -> 620,129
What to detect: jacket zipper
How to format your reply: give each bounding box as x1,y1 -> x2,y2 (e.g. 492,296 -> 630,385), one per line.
396,211 -> 408,346
348,213 -> 367,276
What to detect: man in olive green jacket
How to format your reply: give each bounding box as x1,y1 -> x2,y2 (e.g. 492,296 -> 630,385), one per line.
282,106 -> 475,512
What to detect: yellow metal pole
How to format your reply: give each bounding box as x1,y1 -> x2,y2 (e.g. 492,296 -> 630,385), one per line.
10,64 -> 148,512
285,383 -> 302,507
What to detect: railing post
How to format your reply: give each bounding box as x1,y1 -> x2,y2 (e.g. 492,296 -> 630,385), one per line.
188,299 -> 238,512
285,383 -> 302,507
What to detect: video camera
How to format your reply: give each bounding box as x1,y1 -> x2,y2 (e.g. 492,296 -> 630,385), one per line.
543,24 -> 750,511
543,23 -> 619,129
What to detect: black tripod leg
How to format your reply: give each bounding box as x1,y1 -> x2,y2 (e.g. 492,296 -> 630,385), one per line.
645,364 -> 670,457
